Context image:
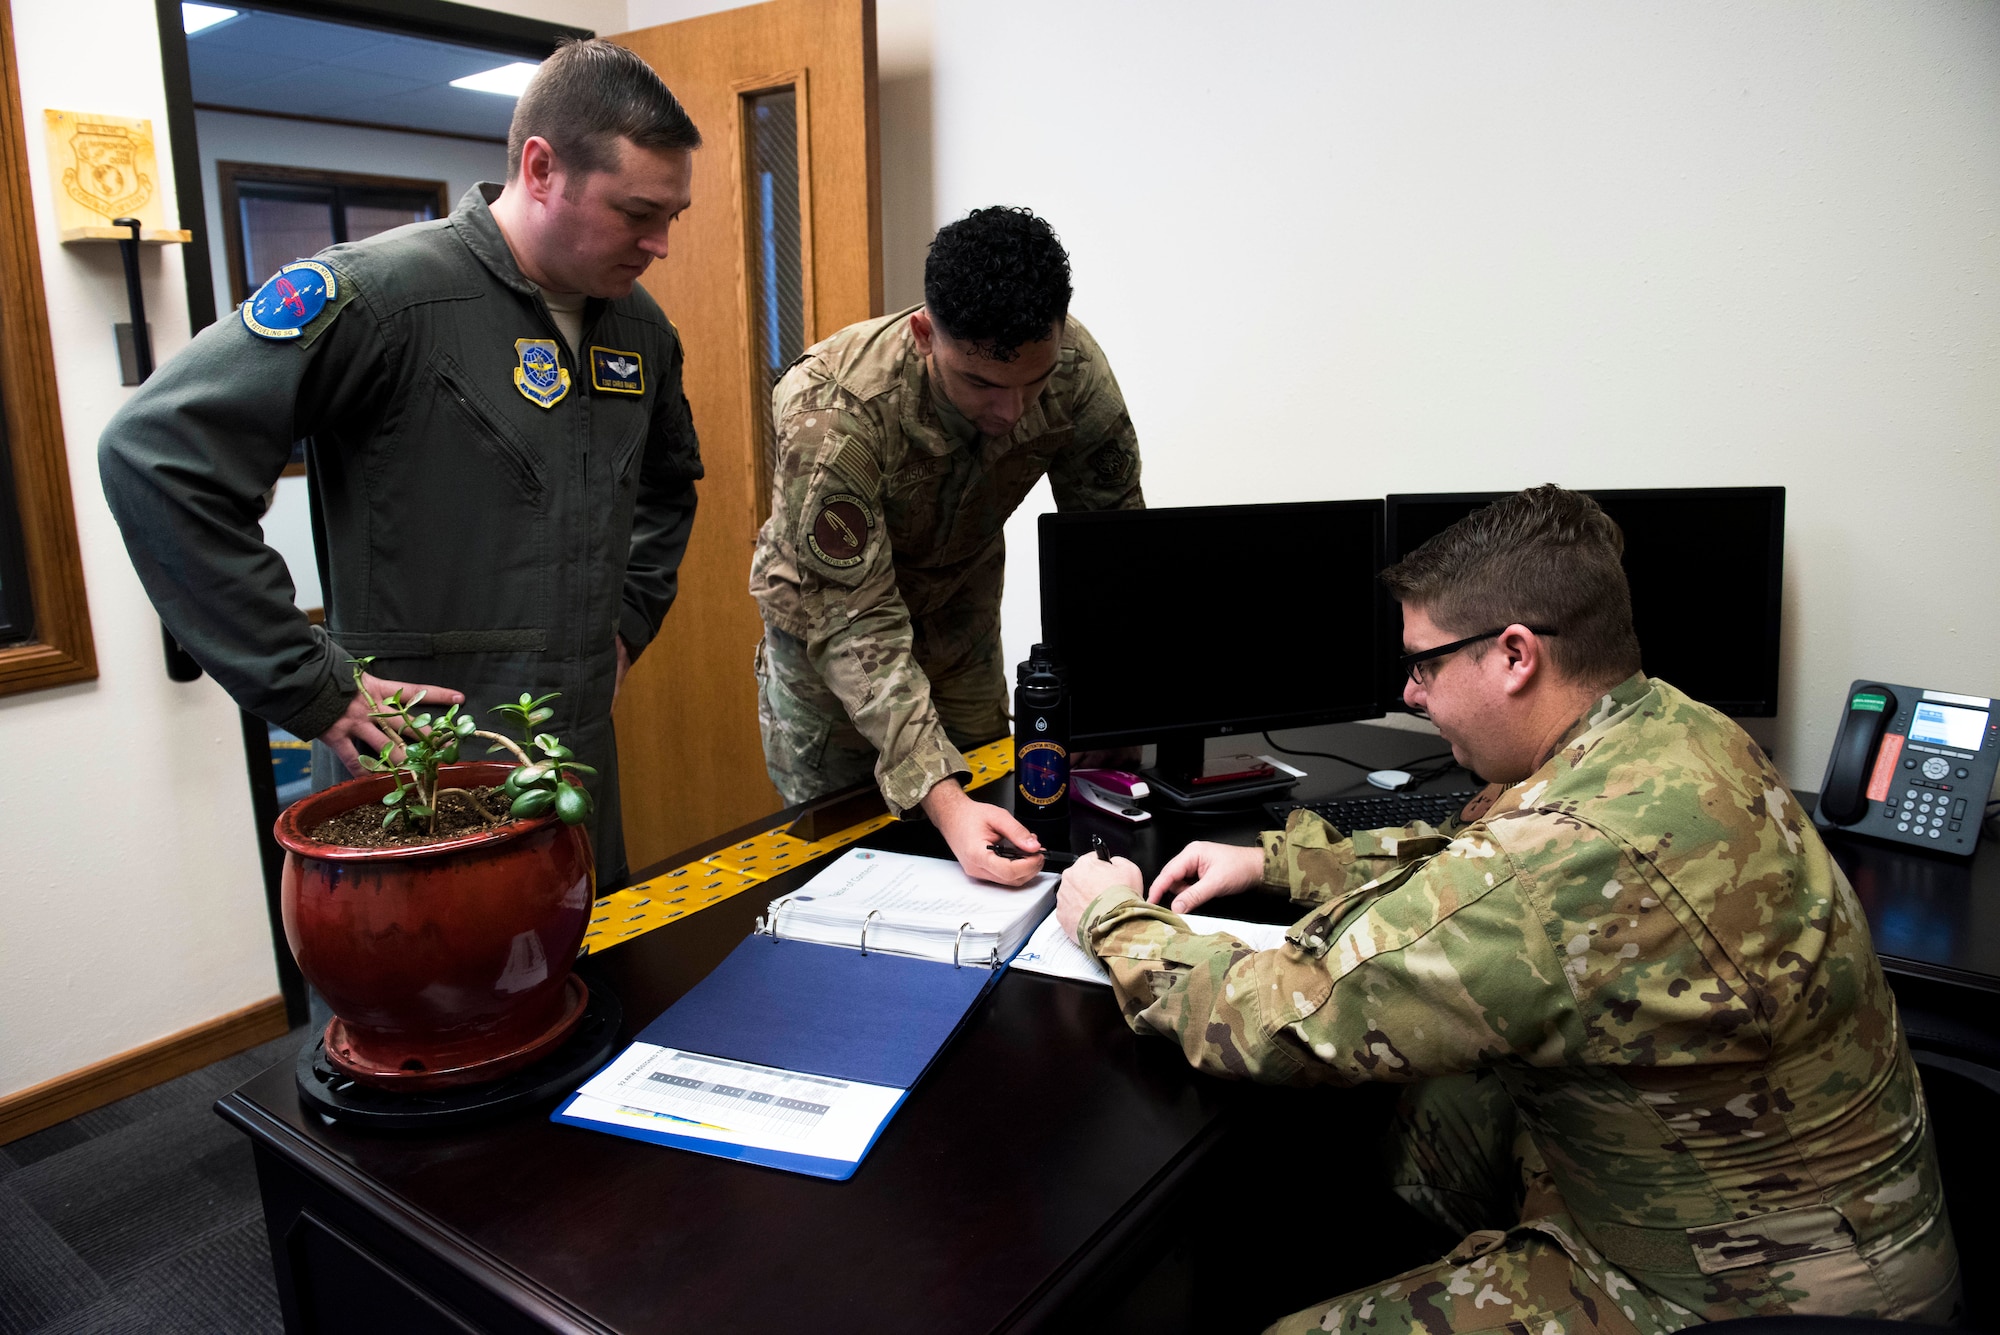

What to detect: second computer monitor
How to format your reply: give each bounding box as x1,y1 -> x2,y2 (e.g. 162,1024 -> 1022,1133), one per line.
1383,487 -> 1786,716
1038,500 -> 1384,763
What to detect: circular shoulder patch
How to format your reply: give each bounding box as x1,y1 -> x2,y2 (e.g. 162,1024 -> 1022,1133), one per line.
807,493 -> 873,569
242,261 -> 337,341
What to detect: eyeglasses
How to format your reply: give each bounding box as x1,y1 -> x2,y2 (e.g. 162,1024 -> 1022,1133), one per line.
1400,626 -> 1559,686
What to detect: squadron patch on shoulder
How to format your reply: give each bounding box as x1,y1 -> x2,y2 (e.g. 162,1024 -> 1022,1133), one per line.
589,345 -> 644,394
513,338 -> 570,408
807,493 -> 873,569
1088,441 -> 1135,486
242,261 -> 337,340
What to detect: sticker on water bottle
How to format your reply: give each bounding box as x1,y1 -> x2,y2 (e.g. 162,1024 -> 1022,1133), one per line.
1017,740 -> 1069,806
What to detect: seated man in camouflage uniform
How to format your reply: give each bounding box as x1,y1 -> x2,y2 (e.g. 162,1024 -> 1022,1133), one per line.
749,207 -> 1143,885
1055,485 -> 1959,1333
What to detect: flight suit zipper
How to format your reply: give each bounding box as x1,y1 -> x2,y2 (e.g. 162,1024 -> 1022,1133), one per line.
431,355 -> 545,501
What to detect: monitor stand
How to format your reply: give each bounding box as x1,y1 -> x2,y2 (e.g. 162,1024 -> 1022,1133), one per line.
1141,732 -> 1299,811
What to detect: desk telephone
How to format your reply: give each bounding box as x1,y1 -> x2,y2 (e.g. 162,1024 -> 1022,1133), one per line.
1814,680 -> 1998,858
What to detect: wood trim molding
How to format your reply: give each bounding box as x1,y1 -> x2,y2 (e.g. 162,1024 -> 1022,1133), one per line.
0,994 -> 290,1145
0,0 -> 95,698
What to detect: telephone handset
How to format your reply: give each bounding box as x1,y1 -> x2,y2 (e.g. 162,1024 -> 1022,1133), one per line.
1813,679 -> 1998,858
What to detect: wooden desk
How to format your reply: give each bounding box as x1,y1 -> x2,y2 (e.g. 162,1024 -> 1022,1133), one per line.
216,722 -> 1998,1333
215,742 -> 1416,1335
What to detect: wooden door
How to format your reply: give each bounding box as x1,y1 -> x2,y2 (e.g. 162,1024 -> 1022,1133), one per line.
612,0 -> 882,871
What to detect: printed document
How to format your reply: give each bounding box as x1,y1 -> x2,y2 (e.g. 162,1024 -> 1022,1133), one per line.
1012,908 -> 1291,985
566,1043 -> 905,1165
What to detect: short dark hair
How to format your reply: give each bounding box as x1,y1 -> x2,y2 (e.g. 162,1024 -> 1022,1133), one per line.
923,206 -> 1072,361
508,38 -> 701,183
1381,484 -> 1642,687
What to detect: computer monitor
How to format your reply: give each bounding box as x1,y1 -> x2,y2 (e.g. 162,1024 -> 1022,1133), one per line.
1381,487 -> 1786,716
1038,500 -> 1384,781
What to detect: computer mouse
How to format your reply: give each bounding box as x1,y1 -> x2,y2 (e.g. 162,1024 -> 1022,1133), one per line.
1366,769 -> 1412,791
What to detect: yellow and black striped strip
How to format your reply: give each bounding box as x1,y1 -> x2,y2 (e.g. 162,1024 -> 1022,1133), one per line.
579,738 -> 1016,954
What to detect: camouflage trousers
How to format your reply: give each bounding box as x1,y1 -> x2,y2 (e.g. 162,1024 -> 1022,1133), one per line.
1268,1074 -> 1669,1335
1268,1073 -> 1960,1335
754,623 -> 1009,806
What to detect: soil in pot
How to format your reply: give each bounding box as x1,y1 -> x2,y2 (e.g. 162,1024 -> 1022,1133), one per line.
309,785 -> 518,849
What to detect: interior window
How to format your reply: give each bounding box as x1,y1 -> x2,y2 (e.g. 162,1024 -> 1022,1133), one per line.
219,164 -> 447,305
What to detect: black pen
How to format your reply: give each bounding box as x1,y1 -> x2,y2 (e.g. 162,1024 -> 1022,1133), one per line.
988,838 -> 1077,869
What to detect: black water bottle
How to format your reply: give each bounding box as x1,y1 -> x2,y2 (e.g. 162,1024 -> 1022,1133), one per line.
1014,644 -> 1071,819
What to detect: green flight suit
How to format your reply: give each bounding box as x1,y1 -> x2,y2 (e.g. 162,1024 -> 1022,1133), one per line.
747,307 -> 1143,814
1078,674 -> 1959,1333
99,184 -> 703,881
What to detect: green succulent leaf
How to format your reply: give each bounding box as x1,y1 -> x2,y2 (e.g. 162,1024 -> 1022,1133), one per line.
407,804 -> 432,822
356,755 -> 387,773
381,787 -> 404,806
528,708 -> 554,727
511,788 -> 556,819
554,781 -> 589,824
514,762 -> 549,786
454,714 -> 475,736
559,762 -> 597,778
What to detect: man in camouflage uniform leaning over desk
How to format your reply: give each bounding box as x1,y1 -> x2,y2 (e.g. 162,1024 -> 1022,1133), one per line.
1056,485 -> 1958,1333
749,207 -> 1143,885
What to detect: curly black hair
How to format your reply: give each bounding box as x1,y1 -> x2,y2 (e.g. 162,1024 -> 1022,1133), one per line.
923,206 -> 1071,361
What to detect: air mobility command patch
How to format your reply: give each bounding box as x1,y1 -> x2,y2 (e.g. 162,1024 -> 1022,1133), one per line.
514,338 -> 570,408
807,493 -> 872,569
590,346 -> 644,394
242,261 -> 337,341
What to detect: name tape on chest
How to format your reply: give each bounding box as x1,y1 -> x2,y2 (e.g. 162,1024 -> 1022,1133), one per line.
514,337 -> 570,408
242,261 -> 337,341
807,493 -> 874,569
590,345 -> 645,394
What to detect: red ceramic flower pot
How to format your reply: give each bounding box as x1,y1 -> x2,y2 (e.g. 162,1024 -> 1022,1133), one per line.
274,761 -> 595,1091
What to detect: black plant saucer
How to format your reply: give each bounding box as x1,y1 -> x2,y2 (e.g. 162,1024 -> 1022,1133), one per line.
294,982 -> 623,1131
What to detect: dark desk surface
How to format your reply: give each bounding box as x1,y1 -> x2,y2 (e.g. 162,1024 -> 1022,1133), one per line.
221,735 -> 1380,1335
218,721 -> 1999,1333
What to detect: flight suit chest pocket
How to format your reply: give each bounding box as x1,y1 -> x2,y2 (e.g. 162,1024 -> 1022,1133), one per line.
430,352 -> 546,503
610,407 -> 650,487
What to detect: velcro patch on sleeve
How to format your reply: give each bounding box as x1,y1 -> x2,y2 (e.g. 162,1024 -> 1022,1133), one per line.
806,493 -> 873,569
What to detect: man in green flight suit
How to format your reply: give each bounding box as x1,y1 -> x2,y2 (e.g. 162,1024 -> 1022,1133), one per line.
1056,485 -> 1958,1332
100,40 -> 705,884
749,206 -> 1145,885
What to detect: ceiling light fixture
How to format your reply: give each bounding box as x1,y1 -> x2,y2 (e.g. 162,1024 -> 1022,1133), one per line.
450,62 -> 542,98
182,3 -> 239,35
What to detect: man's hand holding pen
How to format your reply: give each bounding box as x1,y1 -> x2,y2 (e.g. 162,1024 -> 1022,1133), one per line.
1055,838 -> 1142,944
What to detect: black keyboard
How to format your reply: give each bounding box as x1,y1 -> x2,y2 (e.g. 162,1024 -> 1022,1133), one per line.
1264,789 -> 1482,836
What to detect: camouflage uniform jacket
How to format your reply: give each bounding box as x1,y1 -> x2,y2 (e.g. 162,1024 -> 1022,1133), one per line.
1079,675 -> 1956,1325
747,307 -> 1143,813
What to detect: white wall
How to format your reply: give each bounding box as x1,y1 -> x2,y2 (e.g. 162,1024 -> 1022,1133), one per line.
0,0 -> 277,1098
941,1 -> 2000,783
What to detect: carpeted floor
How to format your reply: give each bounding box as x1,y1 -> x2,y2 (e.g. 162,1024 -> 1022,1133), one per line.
0,1025 -> 311,1335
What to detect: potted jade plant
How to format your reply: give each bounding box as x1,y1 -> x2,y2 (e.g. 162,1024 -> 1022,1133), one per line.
274,664 -> 601,1090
